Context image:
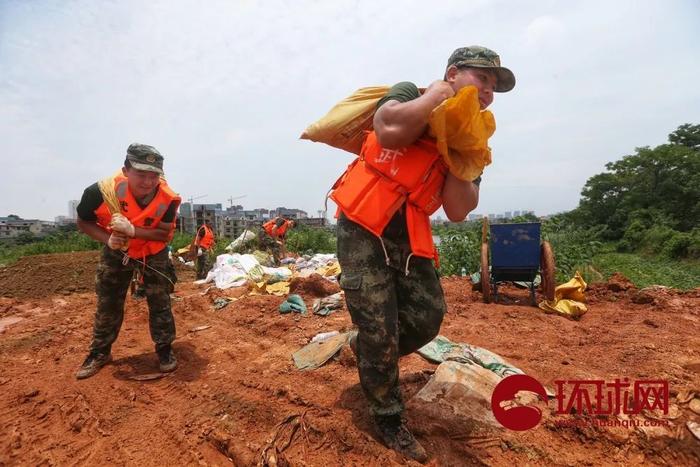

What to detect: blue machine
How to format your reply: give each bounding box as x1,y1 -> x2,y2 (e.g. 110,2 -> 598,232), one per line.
481,222 -> 555,305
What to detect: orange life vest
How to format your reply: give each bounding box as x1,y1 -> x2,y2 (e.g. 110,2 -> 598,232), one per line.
196,225 -> 215,249
330,131 -> 447,262
94,174 -> 181,259
263,218 -> 291,237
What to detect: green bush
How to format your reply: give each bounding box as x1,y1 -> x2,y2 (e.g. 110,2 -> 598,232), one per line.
0,231 -> 101,265
286,226 -> 336,255
689,229 -> 700,259
542,217 -> 604,282
661,231 -> 691,259
437,227 -> 480,276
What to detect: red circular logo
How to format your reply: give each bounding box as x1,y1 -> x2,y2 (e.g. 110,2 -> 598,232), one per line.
491,374 -> 547,431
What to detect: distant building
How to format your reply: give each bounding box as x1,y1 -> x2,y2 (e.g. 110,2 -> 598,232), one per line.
68,200 -> 79,220
504,211 -> 512,219
0,215 -> 56,239
272,207 -> 308,219
55,215 -> 76,226
178,203 -> 222,234
296,217 -> 327,228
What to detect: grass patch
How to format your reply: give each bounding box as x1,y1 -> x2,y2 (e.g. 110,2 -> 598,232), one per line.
0,232 -> 100,266
591,251 -> 700,290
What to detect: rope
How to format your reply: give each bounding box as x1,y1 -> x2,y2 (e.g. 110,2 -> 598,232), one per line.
120,251 -> 176,288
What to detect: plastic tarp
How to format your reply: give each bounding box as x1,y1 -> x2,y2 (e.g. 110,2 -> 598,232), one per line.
417,335 -> 524,378
294,254 -> 340,279
225,230 -> 257,253
203,253 -> 292,291
292,331 -> 351,370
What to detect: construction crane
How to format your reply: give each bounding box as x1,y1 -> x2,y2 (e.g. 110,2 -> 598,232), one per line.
227,194 -> 247,208
183,194 -> 207,233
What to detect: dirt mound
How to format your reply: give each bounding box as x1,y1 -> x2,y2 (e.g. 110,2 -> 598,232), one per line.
289,273 -> 341,297
606,272 -> 636,292
0,250 -> 100,299
1,253 -> 700,465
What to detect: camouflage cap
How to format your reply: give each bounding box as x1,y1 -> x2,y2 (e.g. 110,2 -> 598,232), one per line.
447,46 -> 515,92
125,143 -> 164,175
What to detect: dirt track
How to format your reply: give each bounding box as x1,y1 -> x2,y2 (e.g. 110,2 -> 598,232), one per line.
1,252 -> 699,466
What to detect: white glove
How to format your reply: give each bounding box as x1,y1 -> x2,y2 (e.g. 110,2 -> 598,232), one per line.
110,213 -> 135,237
107,232 -> 128,250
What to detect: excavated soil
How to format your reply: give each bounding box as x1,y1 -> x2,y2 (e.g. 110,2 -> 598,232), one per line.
1,252 -> 699,466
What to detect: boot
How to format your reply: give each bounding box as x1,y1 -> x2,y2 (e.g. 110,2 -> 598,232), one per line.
375,414 -> 428,463
156,344 -> 177,372
75,350 -> 112,380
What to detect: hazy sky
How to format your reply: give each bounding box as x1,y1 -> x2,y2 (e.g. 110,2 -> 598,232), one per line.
1,0 -> 698,221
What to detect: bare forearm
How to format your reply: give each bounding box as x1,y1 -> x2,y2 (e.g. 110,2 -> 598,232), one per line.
374,95 -> 444,149
77,219 -> 111,244
442,173 -> 479,222
373,81 -> 454,149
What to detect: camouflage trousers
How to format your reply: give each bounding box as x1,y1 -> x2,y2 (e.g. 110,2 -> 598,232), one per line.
337,213 -> 446,417
196,249 -> 213,280
89,246 -> 177,354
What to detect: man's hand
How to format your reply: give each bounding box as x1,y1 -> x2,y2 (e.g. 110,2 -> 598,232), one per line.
110,213 -> 135,237
107,232 -> 129,250
423,80 -> 455,107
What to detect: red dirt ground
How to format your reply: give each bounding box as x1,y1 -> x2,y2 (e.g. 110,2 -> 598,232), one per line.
1,252 -> 699,466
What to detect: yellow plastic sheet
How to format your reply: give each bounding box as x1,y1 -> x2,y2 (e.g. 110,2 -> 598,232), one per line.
318,262 -> 341,277
428,86 -> 496,182
538,271 -> 588,320
251,281 -> 290,297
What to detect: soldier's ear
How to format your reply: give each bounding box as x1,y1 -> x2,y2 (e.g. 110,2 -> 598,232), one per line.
445,65 -> 460,83
122,166 -> 129,177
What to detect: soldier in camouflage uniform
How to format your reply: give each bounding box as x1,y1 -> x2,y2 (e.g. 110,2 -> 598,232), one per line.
74,144 -> 181,379
335,46 -> 515,462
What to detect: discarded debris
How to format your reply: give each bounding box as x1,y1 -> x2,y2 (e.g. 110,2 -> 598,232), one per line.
312,292 -> 344,316
213,297 -> 234,310
310,331 -> 340,343
279,294 -> 307,315
190,325 -> 212,333
687,421 -> 700,442
128,373 -> 167,381
689,398 -> 700,415
293,332 -> 350,370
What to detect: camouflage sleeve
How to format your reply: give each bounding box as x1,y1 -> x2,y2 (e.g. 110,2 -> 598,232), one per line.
376,82 -> 421,109
161,201 -> 178,224
76,183 -> 103,221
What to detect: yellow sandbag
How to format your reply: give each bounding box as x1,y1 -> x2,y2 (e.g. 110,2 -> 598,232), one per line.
538,271 -> 588,320
428,86 -> 496,182
300,86 -> 391,155
303,85 -> 495,181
